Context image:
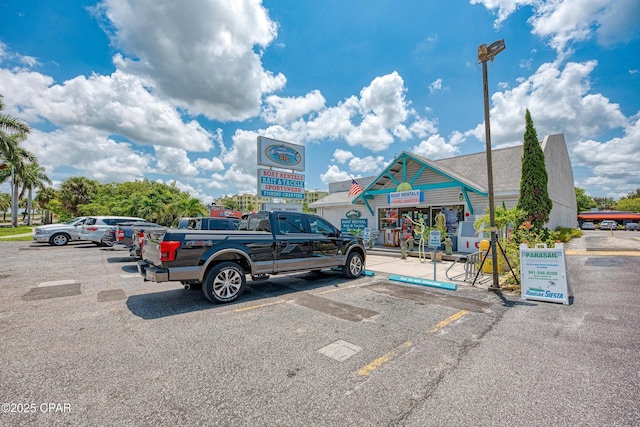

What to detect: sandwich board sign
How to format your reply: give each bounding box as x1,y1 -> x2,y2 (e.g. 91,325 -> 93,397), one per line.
520,243 -> 571,305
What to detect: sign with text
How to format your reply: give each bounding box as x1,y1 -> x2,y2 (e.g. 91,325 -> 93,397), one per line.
388,190 -> 423,206
429,230 -> 441,248
263,203 -> 302,212
257,136 -> 305,171
258,169 -> 305,199
520,243 -> 571,305
341,219 -> 368,234
362,227 -> 371,241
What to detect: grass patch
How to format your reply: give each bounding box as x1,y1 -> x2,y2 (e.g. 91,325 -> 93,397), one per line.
1,235 -> 34,241
0,226 -> 34,237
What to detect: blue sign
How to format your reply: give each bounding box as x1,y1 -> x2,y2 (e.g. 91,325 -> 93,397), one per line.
341,219 -> 368,233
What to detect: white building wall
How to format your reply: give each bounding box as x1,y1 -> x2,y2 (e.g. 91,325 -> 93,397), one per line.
542,134 -> 577,229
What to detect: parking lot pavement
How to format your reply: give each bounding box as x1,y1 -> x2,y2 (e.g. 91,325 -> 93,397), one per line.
0,241 -> 508,426
3,238 -> 640,425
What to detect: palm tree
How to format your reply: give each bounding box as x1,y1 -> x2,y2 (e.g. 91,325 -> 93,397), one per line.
130,195 -> 167,224
0,94 -> 31,226
34,187 -> 58,224
58,176 -> 99,216
0,192 -> 10,222
0,144 -> 36,226
175,197 -> 207,218
18,162 -> 52,225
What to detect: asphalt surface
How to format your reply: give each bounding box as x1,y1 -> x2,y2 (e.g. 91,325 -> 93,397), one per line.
0,231 -> 639,426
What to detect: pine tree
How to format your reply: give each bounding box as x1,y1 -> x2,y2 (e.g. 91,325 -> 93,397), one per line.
516,109 -> 552,229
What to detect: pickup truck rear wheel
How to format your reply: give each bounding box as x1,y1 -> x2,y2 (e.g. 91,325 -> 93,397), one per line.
342,252 -> 364,279
202,262 -> 246,303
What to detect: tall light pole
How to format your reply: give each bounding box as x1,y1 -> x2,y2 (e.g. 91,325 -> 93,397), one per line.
478,39 -> 505,291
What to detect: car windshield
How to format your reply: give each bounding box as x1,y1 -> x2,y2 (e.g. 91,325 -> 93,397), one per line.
63,217 -> 82,225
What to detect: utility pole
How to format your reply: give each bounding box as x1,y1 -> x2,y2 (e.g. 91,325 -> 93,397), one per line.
478,39 -> 506,290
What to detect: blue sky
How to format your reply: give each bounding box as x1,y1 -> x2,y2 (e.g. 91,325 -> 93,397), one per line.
1,0 -> 639,204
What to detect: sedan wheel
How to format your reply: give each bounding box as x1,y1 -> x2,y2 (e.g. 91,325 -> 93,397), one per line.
49,233 -> 69,246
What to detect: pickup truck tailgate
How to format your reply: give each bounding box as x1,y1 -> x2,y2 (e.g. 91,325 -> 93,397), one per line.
140,228 -> 167,265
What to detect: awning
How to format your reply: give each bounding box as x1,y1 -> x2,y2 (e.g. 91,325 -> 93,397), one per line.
578,212 -> 640,221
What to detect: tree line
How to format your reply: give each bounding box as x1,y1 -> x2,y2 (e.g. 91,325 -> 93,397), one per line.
0,94 -> 207,226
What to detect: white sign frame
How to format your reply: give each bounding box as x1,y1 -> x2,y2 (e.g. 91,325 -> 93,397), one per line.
429,230 -> 441,248
520,243 -> 572,305
257,136 -> 305,172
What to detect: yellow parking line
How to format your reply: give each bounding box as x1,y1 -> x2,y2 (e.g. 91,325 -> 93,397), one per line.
357,310 -> 471,376
357,341 -> 413,376
232,300 -> 287,313
430,310 -> 469,333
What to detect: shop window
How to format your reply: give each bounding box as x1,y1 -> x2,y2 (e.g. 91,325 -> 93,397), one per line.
379,208 -> 398,229
430,205 -> 464,234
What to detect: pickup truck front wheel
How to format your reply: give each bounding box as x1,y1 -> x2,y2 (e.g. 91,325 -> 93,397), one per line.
342,252 -> 364,279
202,262 -> 246,303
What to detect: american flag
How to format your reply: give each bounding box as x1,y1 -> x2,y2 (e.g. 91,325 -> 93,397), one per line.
348,179 -> 364,197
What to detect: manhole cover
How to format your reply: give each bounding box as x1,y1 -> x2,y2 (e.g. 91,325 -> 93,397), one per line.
318,340 -> 362,362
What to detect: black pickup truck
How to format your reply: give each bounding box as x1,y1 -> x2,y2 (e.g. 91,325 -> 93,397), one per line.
137,211 -> 366,303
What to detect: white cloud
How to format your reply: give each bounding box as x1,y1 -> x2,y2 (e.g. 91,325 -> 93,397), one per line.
473,0 -> 640,57
411,135 -> 459,159
22,127 -> 153,183
320,165 -> 351,184
98,0 -> 286,121
194,157 -> 225,172
573,115 -> 640,196
465,57 -> 635,197
0,69 -> 215,151
469,0 -> 531,27
222,72 -> 416,158
0,41 -> 39,69
470,60 -> 627,146
332,149 -> 354,164
262,90 -> 326,124
348,155 -> 386,173
409,118 -> 438,138
153,146 -> 199,177
429,78 -> 443,93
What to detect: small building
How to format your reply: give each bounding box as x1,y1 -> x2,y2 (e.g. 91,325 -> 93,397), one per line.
577,211 -> 640,227
310,134 -> 577,252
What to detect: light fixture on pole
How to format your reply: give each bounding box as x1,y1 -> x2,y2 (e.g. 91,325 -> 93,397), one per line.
478,39 -> 505,291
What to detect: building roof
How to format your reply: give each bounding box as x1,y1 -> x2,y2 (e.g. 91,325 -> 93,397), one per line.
310,135 -> 572,209
578,211 -> 640,221
433,145 -> 524,194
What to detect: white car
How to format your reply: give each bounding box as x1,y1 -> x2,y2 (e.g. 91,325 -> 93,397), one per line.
33,217 -> 88,246
78,216 -> 146,247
